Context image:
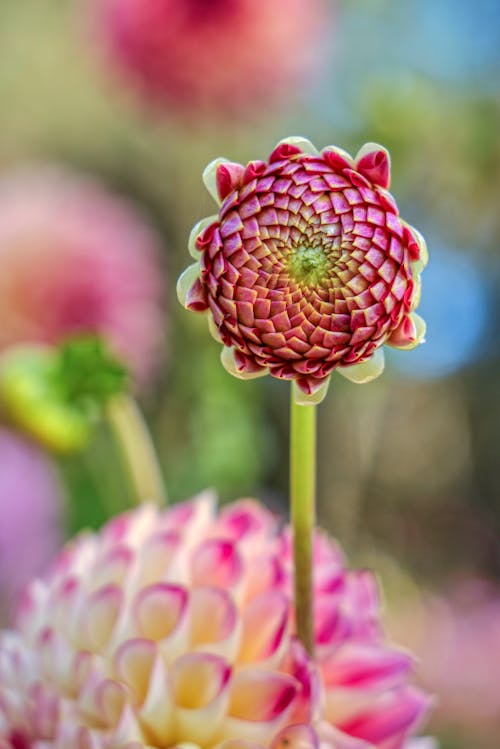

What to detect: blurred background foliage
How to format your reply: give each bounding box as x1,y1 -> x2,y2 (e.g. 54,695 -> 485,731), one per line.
0,1 -> 499,746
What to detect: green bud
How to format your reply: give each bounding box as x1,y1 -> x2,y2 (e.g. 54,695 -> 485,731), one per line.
0,337 -> 128,454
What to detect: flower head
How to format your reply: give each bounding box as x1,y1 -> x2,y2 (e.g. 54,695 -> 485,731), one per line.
0,428 -> 62,623
91,0 -> 328,117
178,138 -> 428,403
0,494 -> 430,748
0,167 -> 164,385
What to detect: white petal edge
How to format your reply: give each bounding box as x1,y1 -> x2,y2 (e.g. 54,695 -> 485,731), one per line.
276,136 -> 319,156
220,347 -> 268,380
176,262 -> 201,309
401,220 -> 429,274
336,348 -> 385,384
355,141 -> 390,166
203,158 -> 230,205
322,145 -> 354,165
412,226 -> 429,273
208,315 -> 223,343
411,274 -> 422,312
292,378 -> 330,406
388,313 -> 427,351
188,216 -> 218,259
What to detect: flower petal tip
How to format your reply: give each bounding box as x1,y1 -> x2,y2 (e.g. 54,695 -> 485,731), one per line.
337,348 -> 385,384
216,162 -> 245,201
292,377 -> 330,405
203,158 -> 230,205
208,315 -> 224,343
220,347 -> 268,381
387,314 -> 426,350
275,136 -> 319,156
355,143 -> 391,189
188,216 -> 218,259
322,145 -> 354,170
176,263 -> 206,311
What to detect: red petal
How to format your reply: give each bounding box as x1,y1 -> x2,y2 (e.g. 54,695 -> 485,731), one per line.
357,148 -> 391,189
323,149 -> 352,171
269,143 -> 303,163
387,315 -> 417,346
296,375 -> 329,395
242,160 -> 267,184
186,278 -> 209,312
216,162 -> 245,200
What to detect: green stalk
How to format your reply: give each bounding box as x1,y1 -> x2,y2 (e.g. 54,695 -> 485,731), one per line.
107,394 -> 167,506
290,390 -> 316,656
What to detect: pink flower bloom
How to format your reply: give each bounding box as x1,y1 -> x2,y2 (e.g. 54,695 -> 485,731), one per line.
0,168 -> 164,385
0,429 -> 62,624
178,138 -> 427,404
0,494 -> 430,748
91,0 -> 329,117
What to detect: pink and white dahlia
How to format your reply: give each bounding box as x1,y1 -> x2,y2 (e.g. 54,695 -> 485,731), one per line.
91,0 -> 328,117
0,168 -> 163,384
178,138 -> 428,404
0,428 -> 62,623
0,494 -> 430,748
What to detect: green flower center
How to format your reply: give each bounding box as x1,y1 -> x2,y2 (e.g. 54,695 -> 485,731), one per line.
287,245 -> 331,287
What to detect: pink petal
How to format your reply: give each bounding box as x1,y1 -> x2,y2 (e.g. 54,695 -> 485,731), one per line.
387,315 -> 417,347
239,591 -> 289,665
242,160 -> 267,184
269,143 -> 303,163
96,679 -> 128,726
355,146 -> 391,189
114,638 -> 157,704
322,644 -> 412,691
171,653 -> 232,743
217,162 -> 245,201
337,687 -> 431,748
283,639 -> 322,723
190,587 -> 238,657
138,530 -> 181,586
172,652 -> 231,709
221,670 -> 299,743
191,539 -> 243,589
81,584 -> 123,652
322,149 -> 353,171
133,583 -> 187,641
92,545 -> 134,589
215,499 -> 277,541
186,277 -> 209,312
272,724 -> 319,749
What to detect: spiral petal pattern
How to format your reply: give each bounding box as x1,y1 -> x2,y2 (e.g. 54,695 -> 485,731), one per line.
179,139 -> 428,402
0,495 -> 430,749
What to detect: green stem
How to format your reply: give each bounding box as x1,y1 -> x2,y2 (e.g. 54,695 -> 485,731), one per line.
290,389 -> 316,656
107,394 -> 167,506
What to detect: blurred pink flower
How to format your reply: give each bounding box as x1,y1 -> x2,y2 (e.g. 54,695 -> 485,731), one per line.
0,168 -> 164,384
399,579 -> 500,744
0,494 -> 430,748
91,0 -> 329,117
0,428 -> 62,624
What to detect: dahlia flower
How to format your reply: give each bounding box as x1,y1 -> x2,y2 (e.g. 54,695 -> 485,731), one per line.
178,138 -> 427,404
0,428 -> 62,623
0,168 -> 163,385
91,0 -> 328,117
0,494 -> 430,748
